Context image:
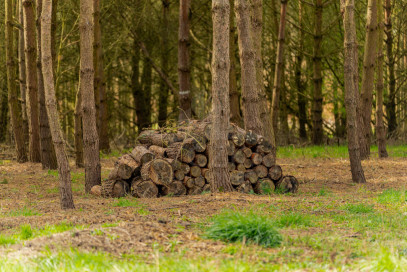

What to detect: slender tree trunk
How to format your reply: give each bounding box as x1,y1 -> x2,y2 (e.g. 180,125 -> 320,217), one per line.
296,0 -> 307,141
18,0 -> 29,145
342,0 -> 366,183
359,0 -> 378,159
376,0 -> 388,158
0,92 -> 8,143
6,0 -> 28,161
41,0 -> 75,209
140,53 -> 152,128
23,0 -> 41,162
229,0 -> 243,127
384,0 -> 396,136
251,0 -> 274,143
178,0 -> 192,121
131,40 -> 143,132
158,0 -> 170,126
74,86 -> 84,167
94,0 -> 109,152
270,0 -> 288,145
80,0 -> 101,193
312,0 -> 324,145
51,0 -> 57,75
37,0 -> 58,169
211,0 -> 233,193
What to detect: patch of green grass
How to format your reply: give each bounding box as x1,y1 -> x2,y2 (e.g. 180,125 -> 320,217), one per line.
47,169 -> 59,178
342,203 -> 375,214
111,198 -> 141,207
19,224 -> 33,239
204,210 -> 282,248
1,206 -> 41,217
102,222 -> 119,228
71,172 -> 84,184
378,189 -> 406,204
260,180 -> 274,195
317,186 -> 330,196
0,234 -> 16,246
0,178 -> 8,184
275,212 -> 313,228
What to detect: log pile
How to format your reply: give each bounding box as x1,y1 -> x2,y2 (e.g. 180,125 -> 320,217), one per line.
94,120 -> 299,198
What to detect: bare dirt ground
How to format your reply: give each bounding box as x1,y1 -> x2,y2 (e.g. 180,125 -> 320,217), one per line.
1,152 -> 406,262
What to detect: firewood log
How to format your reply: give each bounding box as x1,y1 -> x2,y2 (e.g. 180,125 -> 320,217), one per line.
276,176 -> 299,193
183,176 -> 195,189
251,153 -> 263,165
268,165 -> 283,181
244,170 -> 258,184
233,149 -> 246,164
131,178 -> 159,198
255,165 -> 268,178
90,185 -> 102,197
256,139 -> 273,154
236,180 -> 253,194
110,154 -> 140,180
262,153 -> 274,167
174,170 -> 185,181
236,164 -> 246,171
231,132 -> 245,147
202,184 -> 211,193
227,140 -> 236,156
194,154 -> 208,167
138,130 -> 181,147
190,166 -> 202,178
194,176 -> 206,188
180,163 -> 190,175
166,142 -> 195,163
130,145 -> 155,165
112,180 -> 129,198
140,159 -> 173,187
161,181 -> 187,196
148,145 -> 166,157
241,146 -> 253,158
243,158 -> 253,169
188,185 -> 204,195
245,131 -> 258,147
230,170 -> 245,186
253,178 -> 275,194
101,179 -> 128,198
228,162 -> 236,172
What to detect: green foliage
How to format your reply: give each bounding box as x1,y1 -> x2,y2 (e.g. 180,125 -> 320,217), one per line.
111,198 -> 141,207
342,203 -> 375,214
204,210 -> 282,248
1,206 -> 41,217
378,189 -> 406,204
47,170 -> 58,178
19,224 -> 33,240
276,212 -> 313,228
0,178 -> 8,184
0,234 -> 16,246
317,186 -> 330,196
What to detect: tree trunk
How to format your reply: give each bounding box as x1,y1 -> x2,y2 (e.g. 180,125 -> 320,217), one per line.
80,0 -> 101,193
140,52 -> 152,129
74,87 -> 84,167
229,0 -> 243,126
0,91 -> 8,143
6,0 -> 28,162
131,40 -> 141,132
342,0 -> 366,183
36,0 -> 57,169
210,0 -> 233,193
270,0 -> 288,145
94,0 -> 109,152
41,0 -> 75,209
384,0 -> 396,136
178,0 -> 192,121
375,0 -> 388,158
23,0 -> 41,162
359,0 -> 378,159
158,0 -> 170,126
312,0 -> 324,145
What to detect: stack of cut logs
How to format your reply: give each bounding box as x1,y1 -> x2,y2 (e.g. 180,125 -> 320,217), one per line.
92,120 -> 299,198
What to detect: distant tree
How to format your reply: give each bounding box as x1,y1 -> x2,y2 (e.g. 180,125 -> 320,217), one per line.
210,0 -> 233,193
80,0 -> 101,193
158,0 -> 170,126
342,0 -> 366,183
41,0 -> 75,209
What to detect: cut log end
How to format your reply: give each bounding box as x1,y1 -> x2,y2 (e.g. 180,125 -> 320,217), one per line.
276,176 -> 299,193
131,179 -> 159,198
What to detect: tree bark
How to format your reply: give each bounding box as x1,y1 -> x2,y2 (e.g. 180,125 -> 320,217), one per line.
342,0 -> 366,183
178,0 -> 192,121
23,0 -> 41,162
6,0 -> 28,162
158,0 -> 170,126
80,0 -> 101,193
74,87 -> 84,167
37,0 -> 58,169
41,0 -> 75,209
270,0 -> 288,145
375,0 -> 388,158
384,0 -> 396,136
210,0 -> 233,192
312,0 -> 324,145
359,0 -> 378,159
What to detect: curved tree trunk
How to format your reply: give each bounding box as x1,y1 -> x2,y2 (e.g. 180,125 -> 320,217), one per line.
42,0 -> 75,209
342,0 -> 366,183
376,0 -> 388,158
23,0 -> 41,162
80,0 -> 101,193
6,0 -> 28,162
359,0 -> 378,159
210,0 -> 233,192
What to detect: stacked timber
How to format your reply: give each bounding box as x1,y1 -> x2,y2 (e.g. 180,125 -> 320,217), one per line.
94,120 -> 299,198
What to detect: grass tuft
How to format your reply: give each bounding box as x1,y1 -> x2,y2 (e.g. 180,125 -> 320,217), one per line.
276,212 -> 313,227
378,189 -> 406,204
19,224 -> 33,240
342,203 -> 375,214
2,206 -> 41,217
204,210 -> 282,248
0,234 -> 16,246
111,198 -> 141,207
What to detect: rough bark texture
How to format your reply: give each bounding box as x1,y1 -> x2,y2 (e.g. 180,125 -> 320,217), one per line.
375,0 -> 388,158
23,0 -> 41,162
37,0 -> 58,169
41,0 -> 75,209
178,0 -> 192,121
210,0 -> 233,193
159,0 -> 170,126
342,0 -> 366,183
359,0 -> 378,159
384,0 -> 396,136
80,0 -> 101,193
312,0 -> 324,145
74,87 -> 84,167
6,0 -> 28,162
19,0 -> 29,145
270,0 -> 288,145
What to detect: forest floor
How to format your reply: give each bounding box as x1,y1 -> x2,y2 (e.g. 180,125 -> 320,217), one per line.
0,145 -> 407,271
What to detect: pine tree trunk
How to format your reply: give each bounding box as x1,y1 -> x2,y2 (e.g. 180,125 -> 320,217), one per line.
178,0 -> 192,121
23,0 -> 41,162
210,0 -> 233,193
131,40 -> 141,132
41,0 -> 75,209
6,0 -> 28,162
229,0 -> 242,127
140,53 -> 152,128
80,0 -> 101,193
74,87 -> 84,167
375,0 -> 388,158
36,0 -> 58,169
312,0 -> 324,145
158,0 -> 170,126
342,0 -> 366,183
271,0 -> 288,145
384,0 -> 396,136
359,0 -> 378,159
